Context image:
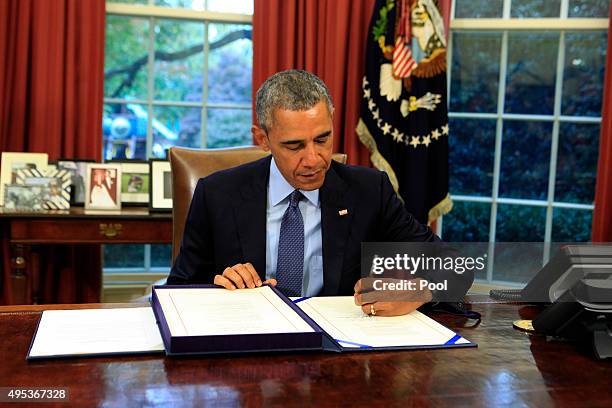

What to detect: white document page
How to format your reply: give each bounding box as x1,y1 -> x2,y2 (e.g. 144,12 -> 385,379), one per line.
155,286 -> 314,336
28,307 -> 165,358
296,297 -> 471,349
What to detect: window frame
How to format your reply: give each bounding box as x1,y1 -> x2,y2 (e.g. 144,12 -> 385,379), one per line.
105,2 -> 253,157
443,0 -> 608,285
103,1 -> 253,279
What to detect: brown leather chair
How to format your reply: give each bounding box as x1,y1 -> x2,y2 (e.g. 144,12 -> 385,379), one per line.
169,146 -> 347,263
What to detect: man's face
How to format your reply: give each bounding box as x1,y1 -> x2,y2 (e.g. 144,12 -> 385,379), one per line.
253,100 -> 333,191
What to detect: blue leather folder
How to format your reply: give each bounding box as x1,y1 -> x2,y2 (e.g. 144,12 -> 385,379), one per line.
152,285 -> 476,356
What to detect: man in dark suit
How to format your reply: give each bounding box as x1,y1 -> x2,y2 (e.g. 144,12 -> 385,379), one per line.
168,70 -> 466,316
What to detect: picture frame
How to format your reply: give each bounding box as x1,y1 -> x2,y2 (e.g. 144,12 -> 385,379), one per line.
107,160 -> 150,206
0,152 -> 48,206
15,168 -> 72,210
149,159 -> 172,211
57,159 -> 95,206
85,163 -> 122,210
3,184 -> 48,211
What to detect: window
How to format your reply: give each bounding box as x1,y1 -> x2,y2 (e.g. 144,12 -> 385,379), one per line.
443,0 -> 609,284
102,0 -> 253,282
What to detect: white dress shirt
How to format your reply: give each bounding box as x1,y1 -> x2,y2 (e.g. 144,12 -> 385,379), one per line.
265,158 -> 323,296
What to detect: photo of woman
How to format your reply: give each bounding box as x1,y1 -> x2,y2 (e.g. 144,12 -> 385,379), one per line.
85,164 -> 121,210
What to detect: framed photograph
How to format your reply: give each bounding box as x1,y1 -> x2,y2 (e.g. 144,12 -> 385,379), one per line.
0,152 -> 48,206
107,160 -> 150,206
3,184 -> 47,211
85,163 -> 122,210
15,168 -> 72,210
150,160 -> 172,211
58,159 -> 95,206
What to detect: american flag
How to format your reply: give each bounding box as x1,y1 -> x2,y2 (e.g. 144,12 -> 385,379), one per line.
392,36 -> 416,78
392,0 -> 416,78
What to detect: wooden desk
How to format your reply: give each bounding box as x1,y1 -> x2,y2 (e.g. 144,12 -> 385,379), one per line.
0,208 -> 172,305
1,299 -> 610,407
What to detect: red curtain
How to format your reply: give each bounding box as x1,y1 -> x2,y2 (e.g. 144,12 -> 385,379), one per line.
0,0 -> 105,159
592,13 -> 612,242
253,0 -> 376,166
0,0 -> 105,304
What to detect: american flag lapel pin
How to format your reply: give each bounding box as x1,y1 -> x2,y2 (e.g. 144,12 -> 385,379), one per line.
338,209 -> 348,216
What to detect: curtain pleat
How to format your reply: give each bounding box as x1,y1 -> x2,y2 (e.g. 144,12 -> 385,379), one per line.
592,13 -> 612,242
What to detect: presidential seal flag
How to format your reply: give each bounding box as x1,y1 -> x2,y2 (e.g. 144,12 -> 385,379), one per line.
357,0 -> 452,224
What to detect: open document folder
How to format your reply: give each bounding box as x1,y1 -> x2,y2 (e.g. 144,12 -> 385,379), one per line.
294,296 -> 472,350
152,285 -> 475,356
27,307 -> 165,360
27,286 -> 474,359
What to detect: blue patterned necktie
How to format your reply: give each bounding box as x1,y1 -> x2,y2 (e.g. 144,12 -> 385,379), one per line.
276,190 -> 304,297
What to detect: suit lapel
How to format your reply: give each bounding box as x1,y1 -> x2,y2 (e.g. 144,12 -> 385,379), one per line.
320,163 -> 353,295
234,156 -> 270,280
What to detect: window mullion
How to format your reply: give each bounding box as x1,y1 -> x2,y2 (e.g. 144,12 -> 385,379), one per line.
446,30 -> 453,108
143,15 -> 156,275
443,22 -> 453,239
144,244 -> 151,271
146,16 -> 155,160
487,29 -> 509,283
544,31 -> 567,262
560,0 -> 569,18
451,19 -> 608,30
201,22 -> 210,148
502,0 -> 511,19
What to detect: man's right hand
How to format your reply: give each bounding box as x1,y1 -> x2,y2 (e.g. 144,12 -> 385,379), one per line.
213,262 -> 277,290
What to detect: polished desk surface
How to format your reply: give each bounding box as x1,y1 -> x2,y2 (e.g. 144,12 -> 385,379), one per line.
1,298 -> 611,407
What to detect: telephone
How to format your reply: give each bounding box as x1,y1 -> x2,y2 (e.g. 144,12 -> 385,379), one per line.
532,276 -> 612,359
490,245 -> 612,303
490,245 -> 612,360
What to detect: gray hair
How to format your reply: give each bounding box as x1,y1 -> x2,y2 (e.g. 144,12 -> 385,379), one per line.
255,69 -> 334,132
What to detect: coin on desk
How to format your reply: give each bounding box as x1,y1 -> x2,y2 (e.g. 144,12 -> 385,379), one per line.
513,319 -> 535,333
